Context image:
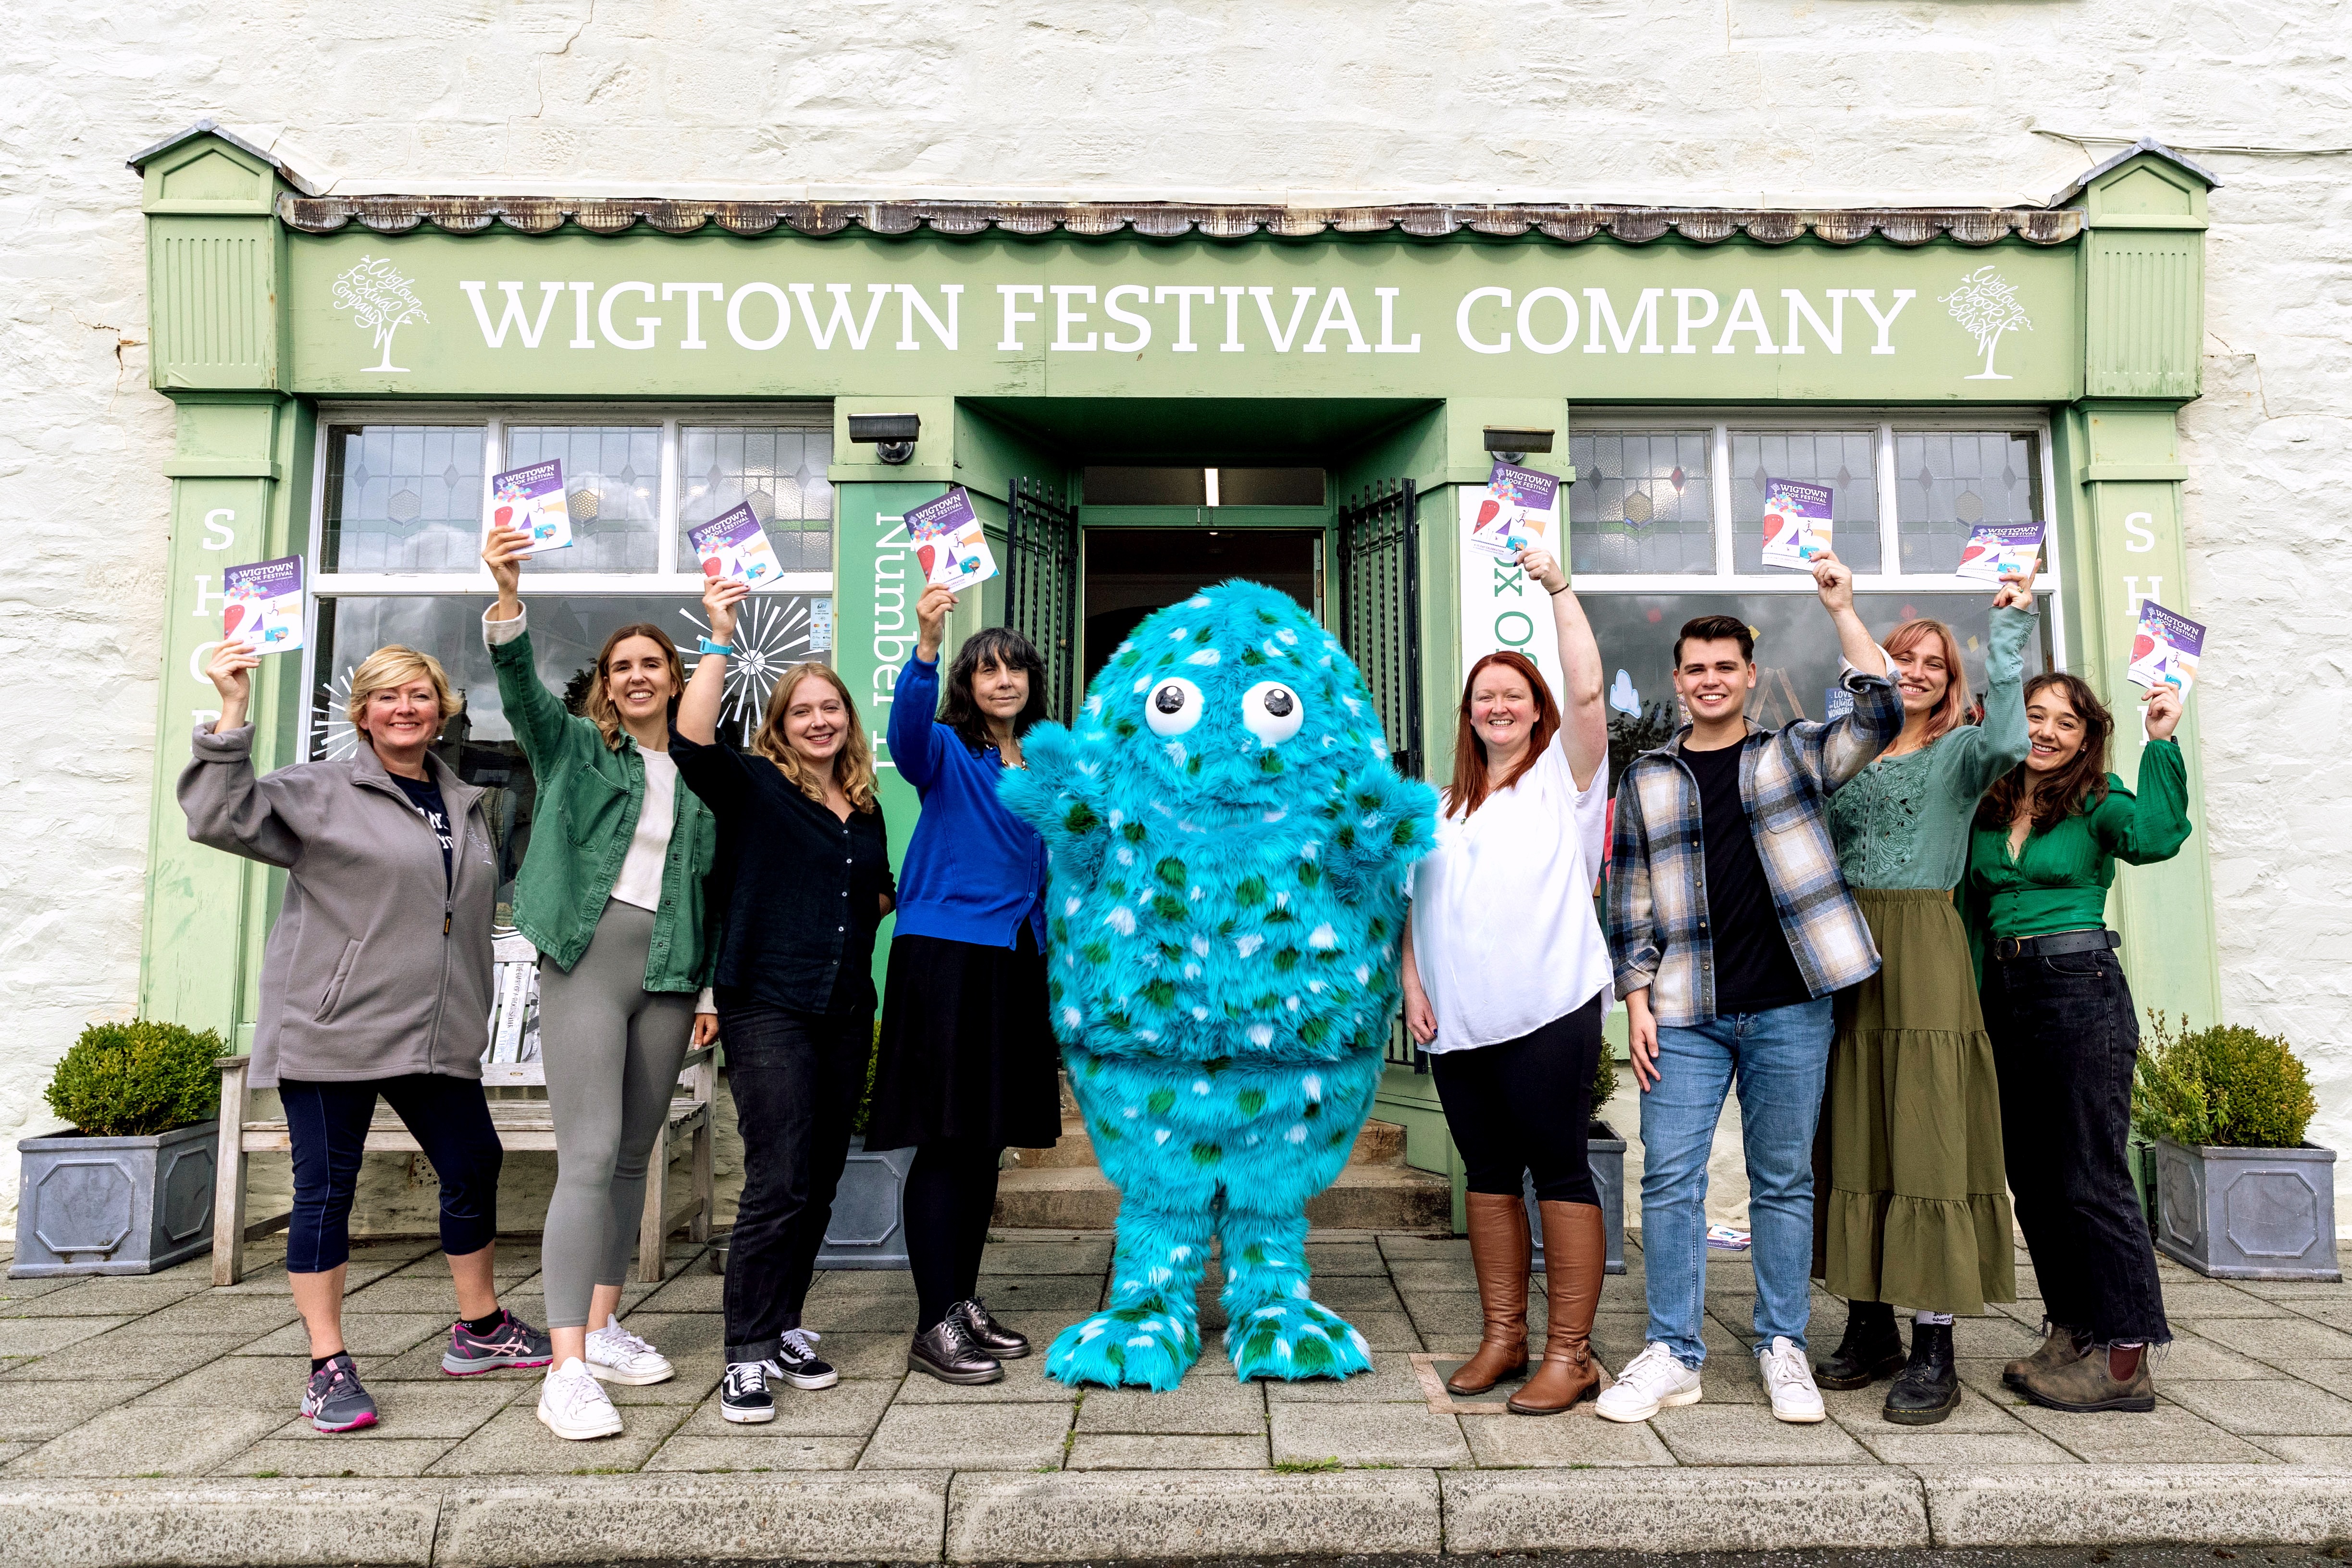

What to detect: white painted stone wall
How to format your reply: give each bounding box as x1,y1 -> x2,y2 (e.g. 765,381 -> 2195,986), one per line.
7,0 -> 2349,1235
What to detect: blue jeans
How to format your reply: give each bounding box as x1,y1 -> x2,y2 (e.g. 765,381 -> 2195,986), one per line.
1637,997 -> 1834,1368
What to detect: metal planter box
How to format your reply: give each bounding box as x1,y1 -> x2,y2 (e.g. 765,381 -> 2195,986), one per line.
816,1137 -> 914,1270
11,1121 -> 218,1277
2151,1136 -> 2341,1282
1523,1121 -> 1628,1277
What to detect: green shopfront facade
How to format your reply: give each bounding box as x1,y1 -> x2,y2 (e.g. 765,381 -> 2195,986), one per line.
130,128 -> 2222,1208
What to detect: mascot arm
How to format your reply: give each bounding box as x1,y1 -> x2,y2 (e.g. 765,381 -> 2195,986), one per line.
1320,766 -> 1440,893
997,723 -> 1109,883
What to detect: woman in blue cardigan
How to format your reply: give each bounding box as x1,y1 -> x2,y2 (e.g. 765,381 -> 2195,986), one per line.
874,581 -> 1059,1385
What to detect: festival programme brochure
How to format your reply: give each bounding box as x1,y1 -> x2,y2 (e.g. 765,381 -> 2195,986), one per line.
221,555 -> 305,654
904,486 -> 999,592
2127,599 -> 2206,695
485,459 -> 574,556
1759,478 -> 1834,570
687,502 -> 784,588
1466,461 -> 1561,559
1956,520 -> 2045,584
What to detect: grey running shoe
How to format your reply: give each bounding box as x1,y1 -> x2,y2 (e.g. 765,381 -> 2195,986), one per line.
301,1353 -> 379,1433
441,1308 -> 554,1376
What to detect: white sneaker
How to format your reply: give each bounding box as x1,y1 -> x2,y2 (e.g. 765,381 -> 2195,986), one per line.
585,1314 -> 675,1386
1758,1335 -> 1826,1423
1594,1341 -> 1703,1423
536,1357 -> 624,1440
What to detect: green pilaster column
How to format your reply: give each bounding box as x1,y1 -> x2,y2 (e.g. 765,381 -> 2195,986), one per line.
2060,146 -> 2222,1028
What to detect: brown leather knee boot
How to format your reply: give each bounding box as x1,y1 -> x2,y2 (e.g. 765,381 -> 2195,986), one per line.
1446,1192 -> 1531,1394
1508,1201 -> 1605,1415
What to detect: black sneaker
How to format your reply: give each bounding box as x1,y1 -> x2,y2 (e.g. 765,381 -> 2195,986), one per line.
720,1358 -> 777,1424
442,1308 -> 554,1376
775,1328 -> 839,1390
301,1353 -> 379,1433
955,1297 -> 1031,1359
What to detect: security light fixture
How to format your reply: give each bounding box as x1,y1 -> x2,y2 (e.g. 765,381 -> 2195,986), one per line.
1484,426 -> 1555,464
848,412 -> 921,465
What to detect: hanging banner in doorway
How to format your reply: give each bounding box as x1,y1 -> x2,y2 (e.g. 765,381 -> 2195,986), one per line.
1458,488 -> 1566,713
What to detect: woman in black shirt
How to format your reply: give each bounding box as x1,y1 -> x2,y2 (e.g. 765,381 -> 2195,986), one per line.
673,575 -> 895,1425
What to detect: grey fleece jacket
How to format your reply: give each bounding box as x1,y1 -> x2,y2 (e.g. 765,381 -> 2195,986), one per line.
178,724 -> 499,1088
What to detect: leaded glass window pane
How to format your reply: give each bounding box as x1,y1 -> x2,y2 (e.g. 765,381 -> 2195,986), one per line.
321,424 -> 487,572
679,424 -> 835,572
1567,430 -> 1714,575
1731,429 -> 1881,575
504,425 -> 662,573
1896,431 -> 2040,576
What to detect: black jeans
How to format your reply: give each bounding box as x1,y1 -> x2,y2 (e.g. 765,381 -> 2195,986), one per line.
279,1074 -> 502,1273
1983,946 -> 2171,1346
1429,992 -> 1606,1205
718,994 -> 869,1363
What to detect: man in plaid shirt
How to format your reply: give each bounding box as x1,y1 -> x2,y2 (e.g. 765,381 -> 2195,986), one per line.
1596,555 -> 1901,1429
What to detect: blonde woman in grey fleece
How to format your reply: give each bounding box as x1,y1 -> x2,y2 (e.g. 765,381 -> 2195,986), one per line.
181,640 -> 552,1437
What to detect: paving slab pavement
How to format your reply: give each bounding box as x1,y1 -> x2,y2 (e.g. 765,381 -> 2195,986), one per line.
6,1230 -> 2352,1561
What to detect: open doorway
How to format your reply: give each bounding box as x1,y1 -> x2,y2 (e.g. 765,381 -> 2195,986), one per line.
1081,528 -> 1320,689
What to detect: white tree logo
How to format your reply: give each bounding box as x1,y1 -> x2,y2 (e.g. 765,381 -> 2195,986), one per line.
331,254 -> 430,373
1941,265 -> 2031,381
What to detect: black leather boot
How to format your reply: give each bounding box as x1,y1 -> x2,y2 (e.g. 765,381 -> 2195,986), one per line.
1814,1299 -> 1906,1390
908,1315 -> 1003,1385
1882,1320 -> 1961,1424
954,1297 -> 1031,1359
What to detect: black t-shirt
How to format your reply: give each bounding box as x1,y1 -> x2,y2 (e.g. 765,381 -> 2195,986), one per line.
670,732 -> 896,1017
1679,740 -> 1813,1015
389,771 -> 453,889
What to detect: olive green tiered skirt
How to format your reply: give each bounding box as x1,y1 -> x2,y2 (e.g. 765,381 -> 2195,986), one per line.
1813,888 -> 2016,1315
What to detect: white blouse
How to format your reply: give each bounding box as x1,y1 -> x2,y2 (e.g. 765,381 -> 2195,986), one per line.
1408,737 -> 1614,1054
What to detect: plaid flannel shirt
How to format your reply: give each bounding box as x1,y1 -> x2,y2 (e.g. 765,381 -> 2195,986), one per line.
1607,668 -> 1903,1026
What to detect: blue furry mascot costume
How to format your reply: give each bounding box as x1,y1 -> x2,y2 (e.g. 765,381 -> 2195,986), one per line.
998,580 -> 1437,1389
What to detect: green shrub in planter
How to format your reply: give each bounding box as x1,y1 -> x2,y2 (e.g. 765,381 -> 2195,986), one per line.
44,1020 -> 224,1138
2133,1012 -> 2317,1151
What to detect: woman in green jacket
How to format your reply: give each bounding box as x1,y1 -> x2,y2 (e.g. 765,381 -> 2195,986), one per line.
483,527 -> 718,1442
1963,670 -> 2190,1416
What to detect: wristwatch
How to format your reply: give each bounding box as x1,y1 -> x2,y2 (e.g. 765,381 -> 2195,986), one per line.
697,637 -> 736,656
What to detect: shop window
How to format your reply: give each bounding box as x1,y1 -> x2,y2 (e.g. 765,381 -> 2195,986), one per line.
321,423 -> 487,573
503,425 -> 663,574
1731,428 -> 1882,575
1897,431 -> 2039,576
309,592 -> 832,917
1568,430 -> 1713,575
679,424 -> 835,571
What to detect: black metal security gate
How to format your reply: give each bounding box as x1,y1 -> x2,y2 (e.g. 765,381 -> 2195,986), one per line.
1004,476 -> 1079,722
1338,478 -> 1424,781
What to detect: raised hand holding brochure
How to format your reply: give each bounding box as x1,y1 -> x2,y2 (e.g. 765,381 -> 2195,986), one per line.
1466,461 -> 1560,559
221,556 -> 305,654
2127,599 -> 2206,695
1759,478 -> 1834,570
687,502 -> 784,587
485,459 -> 574,556
905,486 -> 999,592
1956,520 -> 2044,583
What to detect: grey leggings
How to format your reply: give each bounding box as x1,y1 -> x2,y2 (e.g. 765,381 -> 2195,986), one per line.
537,900 -> 695,1329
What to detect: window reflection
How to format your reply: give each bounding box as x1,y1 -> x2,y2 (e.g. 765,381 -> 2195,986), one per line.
679,425 -> 835,571
1731,430 -> 1881,575
504,426 -> 663,574
1897,432 -> 2040,576
321,425 -> 487,573
1568,431 -> 1714,575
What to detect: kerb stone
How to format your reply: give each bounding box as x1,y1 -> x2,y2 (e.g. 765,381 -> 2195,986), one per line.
1442,1465 -> 1931,1553
0,1479 -> 443,1567
435,1472 -> 950,1564
945,1469 -> 1440,1561
1926,1463 -> 2352,1546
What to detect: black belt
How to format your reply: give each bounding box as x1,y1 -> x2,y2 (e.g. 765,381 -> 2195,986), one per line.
1992,929 -> 2120,962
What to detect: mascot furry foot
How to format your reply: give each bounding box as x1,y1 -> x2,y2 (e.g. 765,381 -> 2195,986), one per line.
1044,1208 -> 1209,1390
999,581 -> 1438,1394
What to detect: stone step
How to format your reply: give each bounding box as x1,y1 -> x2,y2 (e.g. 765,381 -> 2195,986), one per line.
993,1130 -> 1450,1233
1010,1114 -> 1407,1173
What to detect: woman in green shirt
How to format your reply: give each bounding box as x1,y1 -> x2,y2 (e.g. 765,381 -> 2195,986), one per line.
1964,670 -> 2189,1416
1813,578 -> 2032,1427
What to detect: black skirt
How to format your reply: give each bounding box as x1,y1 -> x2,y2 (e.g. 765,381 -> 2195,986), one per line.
864,926 -> 1062,1152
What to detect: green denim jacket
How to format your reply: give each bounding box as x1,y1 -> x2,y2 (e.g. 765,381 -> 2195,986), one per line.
488,623 -> 716,990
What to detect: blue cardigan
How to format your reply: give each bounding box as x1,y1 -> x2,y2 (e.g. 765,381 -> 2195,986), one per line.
886,652 -> 1049,950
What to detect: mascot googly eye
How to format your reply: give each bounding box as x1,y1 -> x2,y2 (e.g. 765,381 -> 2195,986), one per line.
1145,676 -> 1205,736
1240,681 -> 1305,745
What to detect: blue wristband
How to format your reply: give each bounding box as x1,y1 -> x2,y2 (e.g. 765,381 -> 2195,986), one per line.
697,638 -> 735,656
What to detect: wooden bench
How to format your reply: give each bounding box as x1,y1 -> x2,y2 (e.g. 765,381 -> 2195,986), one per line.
210,937 -> 718,1286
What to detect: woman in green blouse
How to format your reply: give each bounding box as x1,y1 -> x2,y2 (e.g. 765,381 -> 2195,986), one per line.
1812,576 -> 2033,1427
1964,670 -> 2190,1415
